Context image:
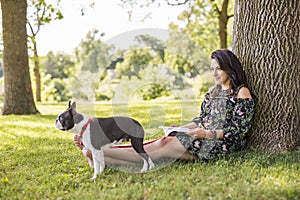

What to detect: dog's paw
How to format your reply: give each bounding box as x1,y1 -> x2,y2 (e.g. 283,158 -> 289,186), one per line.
140,167 -> 147,173
90,175 -> 97,181
140,157 -> 155,172
148,158 -> 155,170
141,159 -> 148,173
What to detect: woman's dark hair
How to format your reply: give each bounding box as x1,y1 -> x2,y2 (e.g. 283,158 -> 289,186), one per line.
211,49 -> 248,92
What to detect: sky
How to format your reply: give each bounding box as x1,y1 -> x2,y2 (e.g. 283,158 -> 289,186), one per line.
36,0 -> 187,55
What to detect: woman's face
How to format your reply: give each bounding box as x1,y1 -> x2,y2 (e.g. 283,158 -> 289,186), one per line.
210,59 -> 230,88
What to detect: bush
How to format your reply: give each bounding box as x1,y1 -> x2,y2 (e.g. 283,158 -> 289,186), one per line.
42,76 -> 71,102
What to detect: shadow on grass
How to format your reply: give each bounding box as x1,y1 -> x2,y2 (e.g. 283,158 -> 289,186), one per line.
222,149 -> 300,168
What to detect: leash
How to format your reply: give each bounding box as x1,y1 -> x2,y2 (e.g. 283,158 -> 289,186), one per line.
114,137 -> 164,148
77,118 -> 92,149
79,118 -> 92,138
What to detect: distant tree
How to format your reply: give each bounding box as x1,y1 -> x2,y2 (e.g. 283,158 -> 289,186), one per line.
113,64 -> 178,101
166,31 -> 210,77
43,51 -> 75,79
74,29 -> 115,72
42,77 -> 71,102
1,0 -> 39,114
115,48 -> 153,79
134,34 -> 166,62
81,44 -> 114,73
27,0 -> 63,102
69,29 -> 115,101
41,51 -> 75,102
138,65 -> 175,100
74,29 -> 104,64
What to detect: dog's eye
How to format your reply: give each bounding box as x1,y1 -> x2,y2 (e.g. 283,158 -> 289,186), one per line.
59,116 -> 66,125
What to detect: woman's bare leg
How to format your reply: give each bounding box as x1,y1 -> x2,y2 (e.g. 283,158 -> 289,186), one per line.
103,136 -> 197,164
82,148 -> 138,168
81,136 -> 196,166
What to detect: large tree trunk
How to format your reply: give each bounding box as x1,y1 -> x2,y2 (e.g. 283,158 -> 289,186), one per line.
233,0 -> 300,151
1,0 -> 39,114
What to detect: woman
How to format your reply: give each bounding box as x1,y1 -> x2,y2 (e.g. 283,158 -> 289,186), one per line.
74,49 -> 255,166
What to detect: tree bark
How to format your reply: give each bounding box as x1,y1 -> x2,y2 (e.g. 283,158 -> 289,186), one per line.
233,0 -> 300,151
1,0 -> 39,114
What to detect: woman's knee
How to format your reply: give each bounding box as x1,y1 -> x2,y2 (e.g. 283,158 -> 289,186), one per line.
156,136 -> 178,148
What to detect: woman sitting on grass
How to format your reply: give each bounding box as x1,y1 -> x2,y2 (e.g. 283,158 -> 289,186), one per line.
74,49 -> 256,167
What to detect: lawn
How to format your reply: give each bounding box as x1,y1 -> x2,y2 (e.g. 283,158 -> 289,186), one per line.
0,101 -> 299,200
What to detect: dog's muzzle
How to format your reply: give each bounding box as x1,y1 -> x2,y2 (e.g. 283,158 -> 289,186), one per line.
55,119 -> 64,130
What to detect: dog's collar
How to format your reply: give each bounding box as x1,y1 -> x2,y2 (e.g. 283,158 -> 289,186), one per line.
79,118 -> 92,138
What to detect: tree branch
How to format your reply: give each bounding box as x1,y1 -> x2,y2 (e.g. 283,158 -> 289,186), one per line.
27,20 -> 35,37
167,0 -> 190,6
228,14 -> 234,19
210,0 -> 220,14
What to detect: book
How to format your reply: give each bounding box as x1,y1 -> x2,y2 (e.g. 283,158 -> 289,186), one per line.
158,126 -> 189,136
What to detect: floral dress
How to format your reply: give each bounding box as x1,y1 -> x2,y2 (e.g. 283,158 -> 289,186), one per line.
175,85 -> 255,161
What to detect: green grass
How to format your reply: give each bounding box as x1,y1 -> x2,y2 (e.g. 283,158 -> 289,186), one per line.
0,101 -> 299,200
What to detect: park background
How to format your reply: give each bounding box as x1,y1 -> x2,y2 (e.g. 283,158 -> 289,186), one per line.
0,0 -> 221,103
0,0 -> 299,199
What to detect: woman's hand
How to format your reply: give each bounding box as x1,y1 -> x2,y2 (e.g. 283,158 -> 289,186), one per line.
74,134 -> 83,150
187,128 -> 209,139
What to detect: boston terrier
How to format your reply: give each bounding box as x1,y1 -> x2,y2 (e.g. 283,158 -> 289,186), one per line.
55,101 -> 155,180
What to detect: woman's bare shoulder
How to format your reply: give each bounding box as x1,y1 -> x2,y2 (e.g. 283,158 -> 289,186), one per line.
237,87 -> 252,99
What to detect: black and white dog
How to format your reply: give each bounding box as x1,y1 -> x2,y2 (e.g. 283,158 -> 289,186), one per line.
55,101 -> 155,179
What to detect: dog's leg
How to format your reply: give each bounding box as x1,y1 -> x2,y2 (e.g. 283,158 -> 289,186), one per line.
91,150 -> 105,180
97,150 -> 105,173
140,153 -> 155,172
91,152 -> 99,180
131,137 -> 155,172
141,157 -> 148,172
147,157 -> 155,170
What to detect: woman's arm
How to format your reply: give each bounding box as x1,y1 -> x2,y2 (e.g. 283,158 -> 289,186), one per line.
187,87 -> 254,140
181,122 -> 198,129
222,87 -> 255,151
187,128 -> 224,140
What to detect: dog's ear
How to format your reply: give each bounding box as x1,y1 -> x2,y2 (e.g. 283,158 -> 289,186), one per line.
70,102 -> 77,116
